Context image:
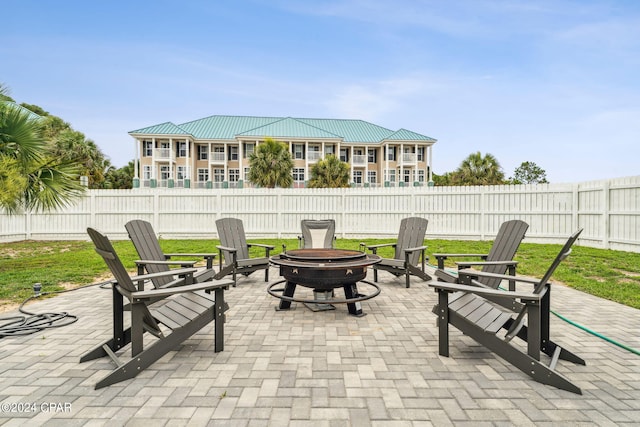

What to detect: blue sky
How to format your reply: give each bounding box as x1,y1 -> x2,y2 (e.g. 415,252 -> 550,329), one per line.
3,0 -> 639,183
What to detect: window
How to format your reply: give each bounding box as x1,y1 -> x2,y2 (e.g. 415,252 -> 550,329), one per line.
385,169 -> 396,183
244,143 -> 255,158
387,146 -> 396,161
177,142 -> 187,157
198,145 -> 208,160
367,149 -> 377,163
143,141 -> 153,157
213,168 -> 225,183
213,146 -> 225,161
244,167 -> 250,181
160,165 -> 171,180
198,168 -> 209,182
228,146 -> 238,161
417,147 -> 425,162
417,170 -> 425,182
177,166 -> 186,180
143,165 -> 152,180
293,144 -> 305,160
339,148 -> 349,162
367,171 -> 377,184
293,168 -> 305,182
229,169 -> 240,182
324,145 -> 335,156
403,169 -> 411,183
307,146 -> 320,162
353,170 -> 363,185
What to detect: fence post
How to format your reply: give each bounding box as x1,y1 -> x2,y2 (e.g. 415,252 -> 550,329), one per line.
603,180 -> 610,249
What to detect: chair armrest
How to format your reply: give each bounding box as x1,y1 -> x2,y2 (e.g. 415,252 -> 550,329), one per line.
129,267 -> 197,283
458,269 -> 541,285
365,243 -> 397,249
127,279 -> 234,301
428,281 -> 543,301
165,253 -> 217,259
433,253 -> 488,269
404,245 -> 428,253
135,259 -> 197,267
456,260 -> 518,269
248,243 -> 275,250
216,245 -> 237,253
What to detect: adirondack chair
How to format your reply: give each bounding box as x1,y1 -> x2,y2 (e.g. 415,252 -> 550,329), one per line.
363,217 -> 430,288
429,229 -> 585,394
433,219 -> 529,291
125,219 -> 217,288
214,217 -> 274,285
81,228 -> 233,389
298,219 -> 336,249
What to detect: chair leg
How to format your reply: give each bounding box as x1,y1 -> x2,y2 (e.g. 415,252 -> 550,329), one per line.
436,290 -> 450,357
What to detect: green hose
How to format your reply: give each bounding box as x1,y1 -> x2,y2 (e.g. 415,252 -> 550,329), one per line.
550,309 -> 640,356
431,263 -> 640,357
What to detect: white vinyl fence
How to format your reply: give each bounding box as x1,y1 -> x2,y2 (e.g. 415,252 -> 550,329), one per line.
1,175 -> 639,253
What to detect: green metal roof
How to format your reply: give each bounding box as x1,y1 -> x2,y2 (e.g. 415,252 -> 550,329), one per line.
129,121 -> 191,136
129,115 -> 436,144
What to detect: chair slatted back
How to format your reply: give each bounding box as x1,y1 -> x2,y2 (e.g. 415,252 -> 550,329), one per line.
216,218 -> 249,265
506,229 -> 582,339
394,217 -> 428,265
301,219 -> 335,249
480,220 -> 529,288
87,228 -> 159,330
533,229 -> 582,294
125,219 -> 173,288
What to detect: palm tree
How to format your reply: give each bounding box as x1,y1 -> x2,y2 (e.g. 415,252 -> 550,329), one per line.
0,100 -> 84,214
248,138 -> 294,188
450,151 -> 505,185
308,155 -> 351,188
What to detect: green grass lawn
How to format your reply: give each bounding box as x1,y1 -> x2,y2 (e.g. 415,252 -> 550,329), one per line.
1,238 -> 639,310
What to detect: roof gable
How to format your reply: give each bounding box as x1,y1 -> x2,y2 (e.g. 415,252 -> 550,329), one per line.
238,117 -> 342,139
386,128 -> 437,142
129,122 -> 190,136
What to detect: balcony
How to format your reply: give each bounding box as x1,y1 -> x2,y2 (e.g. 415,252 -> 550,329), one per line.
154,148 -> 174,161
352,155 -> 367,166
402,153 -> 417,164
308,151 -> 322,163
211,152 -> 226,163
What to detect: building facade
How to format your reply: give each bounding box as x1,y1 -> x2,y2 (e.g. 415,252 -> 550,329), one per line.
129,115 -> 437,188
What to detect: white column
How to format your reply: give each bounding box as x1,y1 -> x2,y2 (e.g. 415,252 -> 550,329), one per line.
350,146 -> 354,183
134,138 -> 139,179
400,143 -> 404,185
238,141 -> 243,183
428,145 -> 433,182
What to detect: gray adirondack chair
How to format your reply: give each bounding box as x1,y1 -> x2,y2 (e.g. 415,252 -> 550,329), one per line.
214,218 -> 274,285
299,219 -> 336,249
364,217 -> 430,288
81,228 -> 232,389
429,229 -> 585,394
125,219 -> 217,288
433,219 -> 529,290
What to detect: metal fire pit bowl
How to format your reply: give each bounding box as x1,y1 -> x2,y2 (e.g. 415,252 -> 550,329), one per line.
268,248 -> 381,316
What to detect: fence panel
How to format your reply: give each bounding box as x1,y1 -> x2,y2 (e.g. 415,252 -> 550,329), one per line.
1,176 -> 639,252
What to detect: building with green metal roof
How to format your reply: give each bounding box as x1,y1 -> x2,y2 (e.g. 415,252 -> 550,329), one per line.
129,115 -> 436,188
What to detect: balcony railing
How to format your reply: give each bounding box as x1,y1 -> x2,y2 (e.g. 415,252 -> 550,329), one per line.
211,152 -> 226,163
402,153 -> 417,164
308,151 -> 322,163
154,148 -> 173,160
352,155 -> 367,165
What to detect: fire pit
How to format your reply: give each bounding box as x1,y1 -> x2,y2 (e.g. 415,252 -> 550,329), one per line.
268,248 -> 381,316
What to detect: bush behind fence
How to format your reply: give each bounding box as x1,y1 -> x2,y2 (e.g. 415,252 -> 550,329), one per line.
1,176 -> 639,253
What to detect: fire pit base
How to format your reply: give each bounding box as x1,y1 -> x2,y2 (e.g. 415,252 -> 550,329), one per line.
267,279 -> 380,317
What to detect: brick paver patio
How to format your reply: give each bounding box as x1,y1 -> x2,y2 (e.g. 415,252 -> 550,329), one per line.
1,266 -> 639,425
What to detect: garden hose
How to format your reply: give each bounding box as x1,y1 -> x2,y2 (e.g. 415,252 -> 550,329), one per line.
0,280 -> 112,338
430,263 -> 640,357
